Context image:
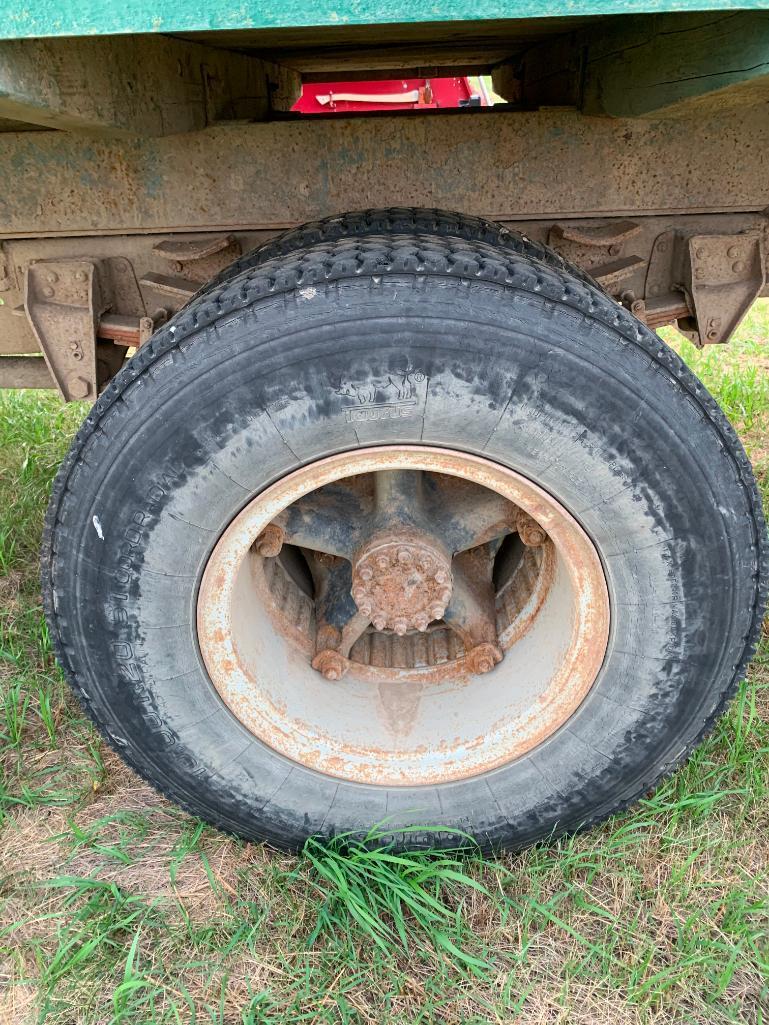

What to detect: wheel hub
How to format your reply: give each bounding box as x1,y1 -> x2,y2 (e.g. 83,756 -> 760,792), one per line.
351,532 -> 452,634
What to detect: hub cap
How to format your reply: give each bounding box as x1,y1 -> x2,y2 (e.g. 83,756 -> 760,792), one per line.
197,446 -> 610,785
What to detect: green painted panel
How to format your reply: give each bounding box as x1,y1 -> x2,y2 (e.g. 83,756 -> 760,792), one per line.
2,0 -> 769,42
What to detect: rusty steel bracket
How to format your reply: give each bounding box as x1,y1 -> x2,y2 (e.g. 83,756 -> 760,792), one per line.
682,234 -> 765,346
548,219 -> 645,295
23,257 -> 163,401
141,233 -> 242,306
23,260 -> 105,402
645,230 -> 765,345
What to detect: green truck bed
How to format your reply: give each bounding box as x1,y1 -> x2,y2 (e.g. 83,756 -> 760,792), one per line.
2,0 -> 768,39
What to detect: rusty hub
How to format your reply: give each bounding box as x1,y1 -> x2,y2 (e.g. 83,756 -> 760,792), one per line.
351,532 -> 452,634
196,446 -> 610,786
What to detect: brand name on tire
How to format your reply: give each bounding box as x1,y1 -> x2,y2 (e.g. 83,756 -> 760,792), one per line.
344,400 -> 415,423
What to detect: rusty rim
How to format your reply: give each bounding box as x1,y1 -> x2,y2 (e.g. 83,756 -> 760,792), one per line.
197,446 -> 610,785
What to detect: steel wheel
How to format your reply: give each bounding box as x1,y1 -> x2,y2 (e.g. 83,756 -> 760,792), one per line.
198,447 -> 609,785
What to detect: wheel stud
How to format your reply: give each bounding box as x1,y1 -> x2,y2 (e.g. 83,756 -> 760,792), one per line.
466,642 -> 503,675
253,524 -> 284,558
517,511 -> 547,548
311,649 -> 350,681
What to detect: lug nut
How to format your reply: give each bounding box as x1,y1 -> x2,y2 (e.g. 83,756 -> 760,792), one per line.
466,642 -> 503,676
254,524 -> 284,557
359,566 -> 373,581
311,649 -> 350,681
397,548 -> 412,564
434,569 -> 448,585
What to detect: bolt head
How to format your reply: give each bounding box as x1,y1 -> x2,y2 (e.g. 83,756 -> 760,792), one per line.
466,642 -> 503,676
42,286 -> 54,298
311,649 -> 349,682
254,525 -> 284,557
732,261 -> 746,274
46,271 -> 58,284
74,270 -> 87,282
67,375 -> 90,400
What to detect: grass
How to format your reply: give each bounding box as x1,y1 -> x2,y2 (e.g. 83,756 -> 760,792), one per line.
1,305 -> 768,1024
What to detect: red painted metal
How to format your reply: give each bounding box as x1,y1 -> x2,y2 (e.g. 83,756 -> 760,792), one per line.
292,77 -> 485,113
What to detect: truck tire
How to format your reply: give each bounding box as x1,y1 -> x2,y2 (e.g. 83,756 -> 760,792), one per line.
197,206 -> 599,298
42,227 -> 767,852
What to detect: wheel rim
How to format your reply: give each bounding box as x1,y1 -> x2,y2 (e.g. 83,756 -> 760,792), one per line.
197,446 -> 610,785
